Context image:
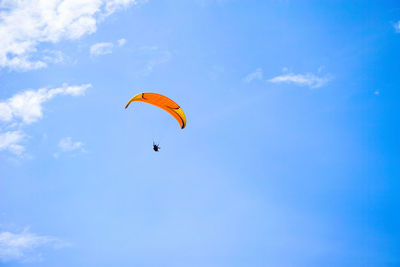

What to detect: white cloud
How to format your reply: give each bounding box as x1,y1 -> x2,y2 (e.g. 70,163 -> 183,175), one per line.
0,84 -> 91,124
117,38 -> 127,46
54,137 -> 85,158
58,137 -> 84,152
0,228 -> 67,263
268,72 -> 332,89
0,131 -> 25,155
0,0 -> 143,71
243,68 -> 263,83
90,38 -> 127,56
90,42 -> 114,56
0,83 -> 90,155
394,21 -> 400,33
60,136 -> 84,151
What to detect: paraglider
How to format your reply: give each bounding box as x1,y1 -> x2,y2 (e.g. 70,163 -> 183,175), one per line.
125,92 -> 186,129
125,92 -> 186,151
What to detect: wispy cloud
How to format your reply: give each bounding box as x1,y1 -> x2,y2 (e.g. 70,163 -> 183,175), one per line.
196,0 -> 230,7
54,137 -> 86,158
59,137 -> 84,152
0,83 -> 91,155
0,228 -> 67,263
42,50 -> 65,64
268,72 -> 332,89
394,21 -> 400,33
243,67 -> 332,89
0,131 -> 25,156
90,42 -> 114,56
118,38 -> 127,46
136,46 -> 172,76
243,68 -> 263,83
90,38 -> 127,56
0,0 -> 143,71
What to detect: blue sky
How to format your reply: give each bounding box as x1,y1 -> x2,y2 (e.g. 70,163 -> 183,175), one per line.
1,0 -> 400,266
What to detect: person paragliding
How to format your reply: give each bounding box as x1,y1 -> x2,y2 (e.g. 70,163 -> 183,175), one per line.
125,92 -> 186,151
153,142 -> 160,152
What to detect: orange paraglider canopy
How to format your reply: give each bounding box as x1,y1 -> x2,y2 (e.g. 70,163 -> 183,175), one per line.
125,93 -> 186,129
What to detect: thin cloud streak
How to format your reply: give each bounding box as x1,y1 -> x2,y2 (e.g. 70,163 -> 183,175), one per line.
89,38 -> 127,56
394,21 -> 400,33
268,72 -> 332,88
243,68 -> 263,83
136,46 -> 172,76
